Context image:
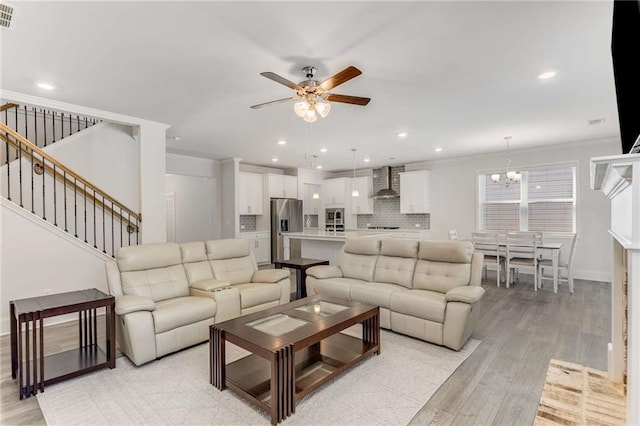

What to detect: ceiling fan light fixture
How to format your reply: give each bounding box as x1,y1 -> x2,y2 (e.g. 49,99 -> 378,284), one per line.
315,99 -> 331,118
303,109 -> 317,123
294,99 -> 308,117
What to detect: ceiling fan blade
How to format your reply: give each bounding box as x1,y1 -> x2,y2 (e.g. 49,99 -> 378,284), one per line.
318,66 -> 362,91
326,93 -> 371,106
260,72 -> 302,90
250,97 -> 295,109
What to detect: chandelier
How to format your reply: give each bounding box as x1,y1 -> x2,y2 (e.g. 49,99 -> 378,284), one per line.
491,136 -> 521,187
293,93 -> 331,123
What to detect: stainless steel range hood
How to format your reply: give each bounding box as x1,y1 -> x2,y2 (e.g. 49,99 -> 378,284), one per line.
373,166 -> 399,199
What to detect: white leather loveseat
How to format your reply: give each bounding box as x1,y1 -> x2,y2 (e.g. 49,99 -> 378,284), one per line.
105,238 -> 290,366
306,238 -> 484,350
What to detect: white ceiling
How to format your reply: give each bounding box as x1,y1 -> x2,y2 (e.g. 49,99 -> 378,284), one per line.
1,1 -> 619,172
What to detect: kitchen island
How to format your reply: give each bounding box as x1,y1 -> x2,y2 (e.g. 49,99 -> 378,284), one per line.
282,230 -> 389,265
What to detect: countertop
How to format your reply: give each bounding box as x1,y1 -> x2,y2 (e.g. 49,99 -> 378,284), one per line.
284,230 -> 391,241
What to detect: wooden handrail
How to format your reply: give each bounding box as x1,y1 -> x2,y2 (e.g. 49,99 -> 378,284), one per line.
0,122 -> 141,222
0,103 -> 19,112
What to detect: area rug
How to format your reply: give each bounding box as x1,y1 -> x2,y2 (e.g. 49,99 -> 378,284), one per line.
534,359 -> 626,426
37,327 -> 479,425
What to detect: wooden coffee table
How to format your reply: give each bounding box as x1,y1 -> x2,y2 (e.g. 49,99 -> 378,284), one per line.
210,296 -> 380,425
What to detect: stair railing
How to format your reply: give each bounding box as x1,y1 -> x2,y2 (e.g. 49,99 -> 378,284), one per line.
1,102 -> 100,149
1,122 -> 141,257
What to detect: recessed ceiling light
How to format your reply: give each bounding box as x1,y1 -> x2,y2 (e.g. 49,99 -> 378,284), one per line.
434,147 -> 443,152
537,71 -> 556,80
271,157 -> 278,162
363,157 -> 371,163
316,165 -> 322,169
588,118 -> 605,125
320,148 -> 327,153
36,82 -> 55,90
397,132 -> 408,138
277,140 -> 286,145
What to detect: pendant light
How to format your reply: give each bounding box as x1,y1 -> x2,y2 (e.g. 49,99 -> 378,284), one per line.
491,136 -> 521,187
351,148 -> 359,197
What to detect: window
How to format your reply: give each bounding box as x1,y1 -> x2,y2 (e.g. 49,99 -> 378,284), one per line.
478,164 -> 576,233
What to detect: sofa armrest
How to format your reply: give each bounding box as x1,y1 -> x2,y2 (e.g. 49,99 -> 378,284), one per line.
252,269 -> 290,283
191,278 -> 231,291
115,295 -> 155,315
306,265 -> 343,279
446,286 -> 485,304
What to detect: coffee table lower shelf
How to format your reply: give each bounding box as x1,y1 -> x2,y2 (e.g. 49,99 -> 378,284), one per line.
225,332 -> 376,411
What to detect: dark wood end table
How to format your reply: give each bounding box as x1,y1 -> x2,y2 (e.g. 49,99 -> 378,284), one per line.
273,258 -> 330,300
10,288 -> 116,399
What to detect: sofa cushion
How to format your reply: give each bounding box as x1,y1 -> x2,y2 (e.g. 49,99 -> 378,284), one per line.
209,257 -> 255,285
121,265 -> 189,302
380,239 -> 419,258
180,241 -> 207,263
311,277 -> 364,300
418,240 -> 473,263
340,252 -> 378,282
152,296 -> 217,334
413,260 -> 471,293
350,282 -> 409,309
117,242 -> 182,272
206,239 -> 251,260
233,283 -> 283,309
183,261 -> 214,286
390,290 -> 446,323
373,255 -> 417,288
344,237 -> 381,255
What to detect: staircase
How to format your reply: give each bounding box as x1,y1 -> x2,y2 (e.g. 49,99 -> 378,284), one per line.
1,103 -> 141,258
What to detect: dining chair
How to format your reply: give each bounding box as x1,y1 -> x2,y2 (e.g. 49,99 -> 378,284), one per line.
538,233 -> 577,293
448,230 -> 459,240
506,231 -> 538,290
471,231 -> 504,287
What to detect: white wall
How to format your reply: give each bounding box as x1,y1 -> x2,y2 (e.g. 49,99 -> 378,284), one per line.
406,137 -> 621,282
0,199 -> 111,335
166,152 -> 221,241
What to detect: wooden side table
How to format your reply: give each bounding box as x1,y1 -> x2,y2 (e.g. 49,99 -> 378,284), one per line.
273,258 -> 330,300
10,288 -> 116,399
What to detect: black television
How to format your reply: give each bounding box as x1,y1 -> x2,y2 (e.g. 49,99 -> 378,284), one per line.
611,0 -> 640,154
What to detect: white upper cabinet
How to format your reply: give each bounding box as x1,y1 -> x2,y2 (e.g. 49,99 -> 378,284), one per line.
268,174 -> 298,199
400,170 -> 430,214
303,183 -> 321,215
238,172 -> 263,215
321,178 -> 348,206
350,176 -> 374,214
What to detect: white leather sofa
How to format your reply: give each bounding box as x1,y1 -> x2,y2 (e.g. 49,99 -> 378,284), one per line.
306,238 -> 484,351
105,238 -> 290,366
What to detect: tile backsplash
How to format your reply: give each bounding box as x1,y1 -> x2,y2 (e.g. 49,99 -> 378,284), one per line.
356,165 -> 430,229
239,215 -> 256,232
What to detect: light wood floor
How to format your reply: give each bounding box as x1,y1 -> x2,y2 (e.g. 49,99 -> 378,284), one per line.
0,274 -> 610,426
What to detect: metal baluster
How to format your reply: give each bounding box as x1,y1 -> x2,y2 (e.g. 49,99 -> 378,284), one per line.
52,111 -> 56,143
43,109 -> 47,147
23,105 -> 27,140
111,201 -> 114,257
63,171 -> 68,232
41,157 -> 46,220
93,190 -> 97,248
77,116 -> 80,136
73,178 -> 78,237
30,150 -> 34,213
120,206 -> 123,248
18,140 -> 23,207
53,165 -> 57,226
61,112 -> 64,140
84,116 -> 88,130
136,218 -> 139,245
33,107 -> 37,148
127,212 -> 131,246
102,195 -> 106,253
5,130 -> 10,201
69,114 -> 72,137
83,183 -> 87,242
14,106 -> 18,159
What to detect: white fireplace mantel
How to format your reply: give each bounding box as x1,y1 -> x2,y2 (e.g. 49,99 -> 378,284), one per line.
591,153 -> 640,424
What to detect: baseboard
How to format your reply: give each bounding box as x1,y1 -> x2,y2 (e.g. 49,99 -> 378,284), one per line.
573,269 -> 611,283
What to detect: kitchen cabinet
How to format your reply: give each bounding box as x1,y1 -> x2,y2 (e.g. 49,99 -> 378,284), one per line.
240,232 -> 270,264
303,183 -> 321,215
350,176 -> 374,214
400,170 -> 430,214
238,172 -> 264,215
321,178 -> 349,206
268,174 -> 298,199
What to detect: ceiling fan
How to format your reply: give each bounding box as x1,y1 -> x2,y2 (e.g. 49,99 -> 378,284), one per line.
250,65 -> 371,123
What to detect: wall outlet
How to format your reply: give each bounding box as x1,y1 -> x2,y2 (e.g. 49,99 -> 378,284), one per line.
240,224 -> 245,230
415,224 -> 421,227
43,288 -> 52,295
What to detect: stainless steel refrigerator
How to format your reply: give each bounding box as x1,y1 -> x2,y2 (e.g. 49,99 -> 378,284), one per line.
270,198 -> 303,263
